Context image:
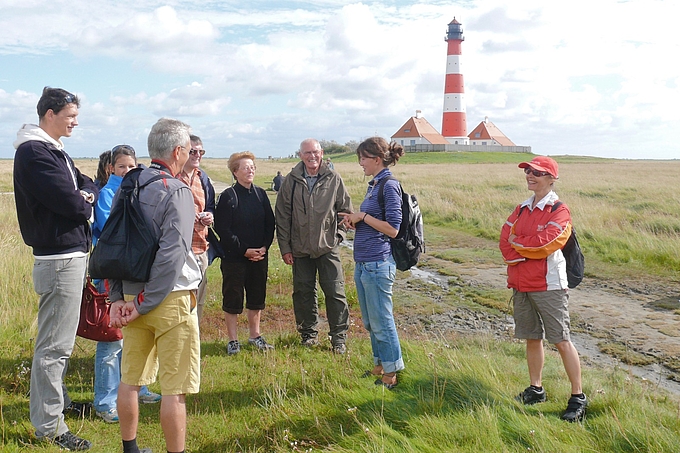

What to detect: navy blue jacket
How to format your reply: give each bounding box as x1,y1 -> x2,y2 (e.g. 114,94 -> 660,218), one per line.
14,139 -> 98,255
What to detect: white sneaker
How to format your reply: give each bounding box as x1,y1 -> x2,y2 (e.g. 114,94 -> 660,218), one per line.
139,391 -> 162,404
96,408 -> 119,423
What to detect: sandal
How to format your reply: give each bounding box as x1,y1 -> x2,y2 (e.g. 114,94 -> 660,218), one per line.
362,369 -> 384,378
374,372 -> 398,390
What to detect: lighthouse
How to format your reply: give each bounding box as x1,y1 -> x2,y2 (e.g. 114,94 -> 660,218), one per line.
442,17 -> 468,144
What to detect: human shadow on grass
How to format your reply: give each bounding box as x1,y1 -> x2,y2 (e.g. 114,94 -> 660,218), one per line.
195,372 -> 499,451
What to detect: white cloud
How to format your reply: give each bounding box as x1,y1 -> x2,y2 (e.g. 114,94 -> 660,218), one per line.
0,1 -> 678,159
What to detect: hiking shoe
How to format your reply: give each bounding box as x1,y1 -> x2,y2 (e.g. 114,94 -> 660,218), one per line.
301,336 -> 319,347
62,401 -> 93,417
51,431 -> 92,450
139,391 -> 162,404
333,343 -> 347,355
517,386 -> 547,405
561,394 -> 588,422
95,408 -> 119,423
248,336 -> 274,351
227,340 -> 241,355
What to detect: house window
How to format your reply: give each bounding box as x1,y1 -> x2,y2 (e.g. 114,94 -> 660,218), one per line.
404,129 -> 410,133
475,132 -> 481,138
400,140 -> 404,145
410,140 -> 416,146
482,142 -> 487,146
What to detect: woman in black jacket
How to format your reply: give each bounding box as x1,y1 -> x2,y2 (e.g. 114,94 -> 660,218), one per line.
214,152 -> 275,355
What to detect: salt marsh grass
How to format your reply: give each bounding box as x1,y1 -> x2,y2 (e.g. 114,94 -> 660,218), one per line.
1,154 -> 680,451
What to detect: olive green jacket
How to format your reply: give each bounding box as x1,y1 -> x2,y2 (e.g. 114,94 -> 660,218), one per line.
275,161 -> 352,259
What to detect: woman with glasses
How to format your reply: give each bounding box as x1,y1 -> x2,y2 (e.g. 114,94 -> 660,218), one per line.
91,145 -> 161,424
214,152 -> 275,355
339,137 -> 405,390
499,156 -> 587,422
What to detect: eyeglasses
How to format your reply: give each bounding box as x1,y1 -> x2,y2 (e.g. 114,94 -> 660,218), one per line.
524,168 -> 551,177
240,165 -> 256,172
189,148 -> 206,156
63,94 -> 76,104
301,150 -> 321,156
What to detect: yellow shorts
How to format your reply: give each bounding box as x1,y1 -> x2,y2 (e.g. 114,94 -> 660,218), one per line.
121,290 -> 200,395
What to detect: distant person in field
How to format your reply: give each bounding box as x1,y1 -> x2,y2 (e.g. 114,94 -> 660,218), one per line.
499,156 -> 587,422
325,157 -> 334,170
275,138 -> 352,354
214,152 -> 276,355
339,137 -> 405,389
13,87 -> 96,451
272,170 -> 284,192
176,134 -> 217,322
109,118 -> 201,453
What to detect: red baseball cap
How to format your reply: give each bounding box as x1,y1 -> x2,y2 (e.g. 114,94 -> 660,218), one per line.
518,156 -> 559,178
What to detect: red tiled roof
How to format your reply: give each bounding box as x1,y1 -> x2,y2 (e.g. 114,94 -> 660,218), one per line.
392,116 -> 450,144
467,119 -> 515,146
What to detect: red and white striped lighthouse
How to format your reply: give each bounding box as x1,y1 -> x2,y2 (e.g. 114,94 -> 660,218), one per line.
442,17 -> 468,144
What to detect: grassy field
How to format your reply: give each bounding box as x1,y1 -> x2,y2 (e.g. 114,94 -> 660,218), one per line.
1,152 -> 680,452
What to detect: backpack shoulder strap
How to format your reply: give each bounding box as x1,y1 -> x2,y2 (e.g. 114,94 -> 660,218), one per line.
227,186 -> 238,209
377,175 -> 397,221
551,201 -> 563,212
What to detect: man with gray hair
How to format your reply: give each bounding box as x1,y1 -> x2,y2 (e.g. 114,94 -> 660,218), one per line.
109,118 -> 201,453
275,138 -> 352,354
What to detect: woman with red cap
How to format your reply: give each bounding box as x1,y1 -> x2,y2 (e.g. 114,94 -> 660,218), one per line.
499,156 -> 587,422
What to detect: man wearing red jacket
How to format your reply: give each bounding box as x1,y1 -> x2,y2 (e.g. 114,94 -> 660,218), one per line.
499,156 -> 587,423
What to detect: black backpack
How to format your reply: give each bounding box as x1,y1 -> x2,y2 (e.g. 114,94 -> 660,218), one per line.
518,201 -> 584,288
377,176 -> 425,271
89,168 -> 167,282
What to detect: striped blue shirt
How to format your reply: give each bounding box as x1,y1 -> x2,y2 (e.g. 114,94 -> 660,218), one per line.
353,168 -> 402,262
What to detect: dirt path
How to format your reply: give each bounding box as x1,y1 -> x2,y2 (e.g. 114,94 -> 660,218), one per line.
406,261 -> 680,394
212,178 -> 680,393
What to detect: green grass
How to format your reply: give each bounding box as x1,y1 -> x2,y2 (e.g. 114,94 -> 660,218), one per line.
3,154 -> 680,451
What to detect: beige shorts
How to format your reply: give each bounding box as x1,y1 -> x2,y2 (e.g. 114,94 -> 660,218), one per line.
512,289 -> 570,344
121,290 -> 200,395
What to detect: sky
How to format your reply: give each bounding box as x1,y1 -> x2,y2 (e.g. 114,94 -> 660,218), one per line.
0,0 -> 678,160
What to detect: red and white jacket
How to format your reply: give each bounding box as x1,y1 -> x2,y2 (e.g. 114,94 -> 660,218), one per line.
499,191 -> 572,292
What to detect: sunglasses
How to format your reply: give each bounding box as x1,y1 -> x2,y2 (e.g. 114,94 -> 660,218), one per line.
112,144 -> 135,154
190,148 -> 206,156
524,167 -> 551,177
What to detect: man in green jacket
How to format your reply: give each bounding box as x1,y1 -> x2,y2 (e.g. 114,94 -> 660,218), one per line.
275,138 -> 352,354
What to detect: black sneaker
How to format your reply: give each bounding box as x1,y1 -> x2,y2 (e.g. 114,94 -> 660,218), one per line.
332,343 -> 347,355
301,336 -> 319,347
561,394 -> 587,422
51,431 -> 92,450
517,386 -> 547,405
62,401 -> 93,417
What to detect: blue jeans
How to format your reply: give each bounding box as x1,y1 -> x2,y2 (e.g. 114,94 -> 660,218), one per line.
94,340 -> 122,412
30,255 -> 87,438
94,343 -> 153,412
93,281 -> 152,412
354,257 -> 404,374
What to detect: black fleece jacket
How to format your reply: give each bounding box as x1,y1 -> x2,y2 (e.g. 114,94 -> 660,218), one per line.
14,139 -> 98,255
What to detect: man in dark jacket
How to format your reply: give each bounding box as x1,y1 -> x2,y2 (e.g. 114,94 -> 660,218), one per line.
13,87 -> 97,451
